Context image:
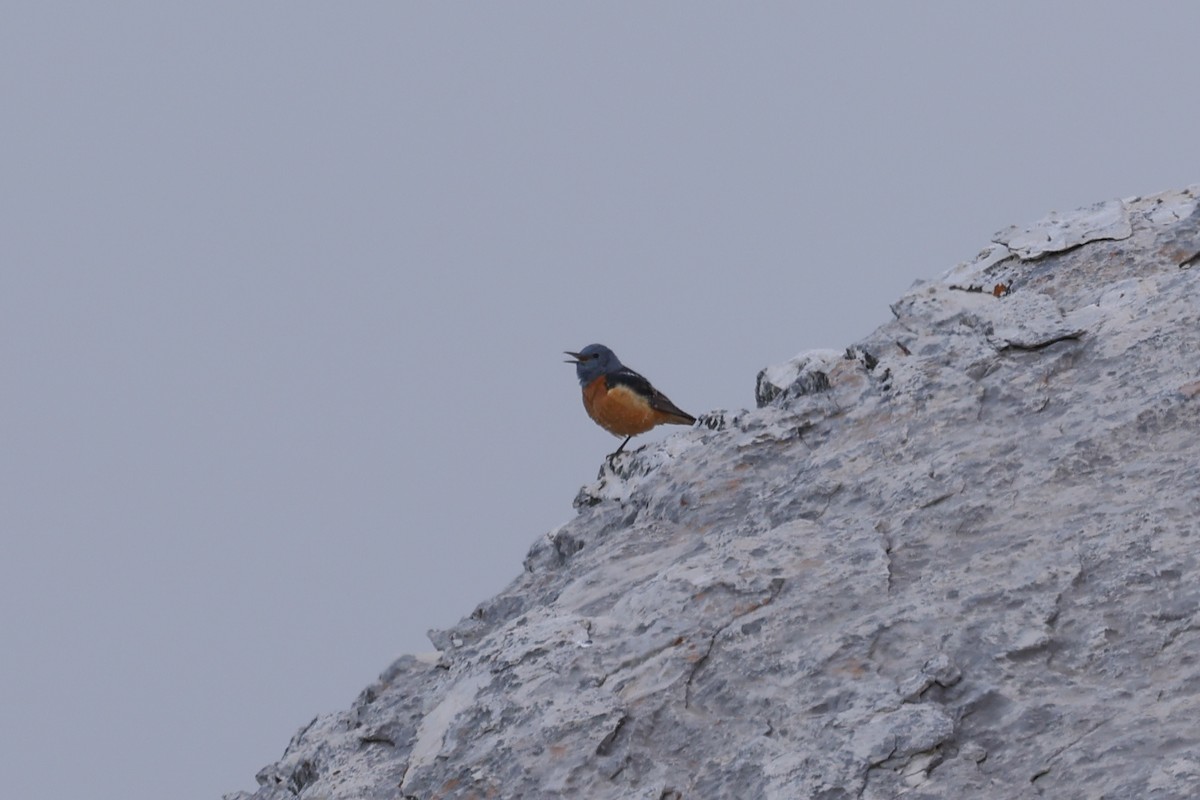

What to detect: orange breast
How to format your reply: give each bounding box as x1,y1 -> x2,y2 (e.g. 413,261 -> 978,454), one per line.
582,376 -> 663,437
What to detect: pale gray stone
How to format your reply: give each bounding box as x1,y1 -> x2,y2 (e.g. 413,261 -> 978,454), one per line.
992,197 -> 1132,259
228,186 -> 1200,800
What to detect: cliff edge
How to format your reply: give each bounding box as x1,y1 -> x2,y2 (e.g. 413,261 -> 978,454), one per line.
228,186 -> 1200,800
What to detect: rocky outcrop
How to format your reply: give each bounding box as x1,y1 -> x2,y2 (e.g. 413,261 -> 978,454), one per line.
227,186 -> 1200,799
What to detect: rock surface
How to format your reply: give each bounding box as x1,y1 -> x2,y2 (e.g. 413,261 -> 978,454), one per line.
228,186 -> 1200,800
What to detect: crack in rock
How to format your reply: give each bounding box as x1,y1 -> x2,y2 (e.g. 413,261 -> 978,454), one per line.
684,579 -> 785,708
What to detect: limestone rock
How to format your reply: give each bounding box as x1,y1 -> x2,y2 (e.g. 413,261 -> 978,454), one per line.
228,186 -> 1200,800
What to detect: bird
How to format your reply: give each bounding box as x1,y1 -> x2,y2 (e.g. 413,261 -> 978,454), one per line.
564,344 -> 696,457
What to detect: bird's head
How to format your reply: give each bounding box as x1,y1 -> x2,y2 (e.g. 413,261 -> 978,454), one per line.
564,343 -> 620,385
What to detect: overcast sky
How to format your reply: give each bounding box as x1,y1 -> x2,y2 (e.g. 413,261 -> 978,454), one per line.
2,4 -> 1196,799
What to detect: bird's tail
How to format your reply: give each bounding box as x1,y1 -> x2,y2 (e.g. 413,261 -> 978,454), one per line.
657,404 -> 696,426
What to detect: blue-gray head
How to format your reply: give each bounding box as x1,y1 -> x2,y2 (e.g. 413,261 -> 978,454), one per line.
564,343 -> 623,386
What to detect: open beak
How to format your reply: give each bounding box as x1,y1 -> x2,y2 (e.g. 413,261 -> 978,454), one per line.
564,351 -> 583,364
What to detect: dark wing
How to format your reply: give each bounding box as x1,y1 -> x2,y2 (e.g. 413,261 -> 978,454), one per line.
607,368 -> 696,424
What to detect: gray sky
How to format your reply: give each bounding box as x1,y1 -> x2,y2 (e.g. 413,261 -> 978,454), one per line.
2,4 -> 1195,799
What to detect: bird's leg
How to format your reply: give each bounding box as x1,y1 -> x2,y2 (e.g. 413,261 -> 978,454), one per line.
606,436 -> 633,465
